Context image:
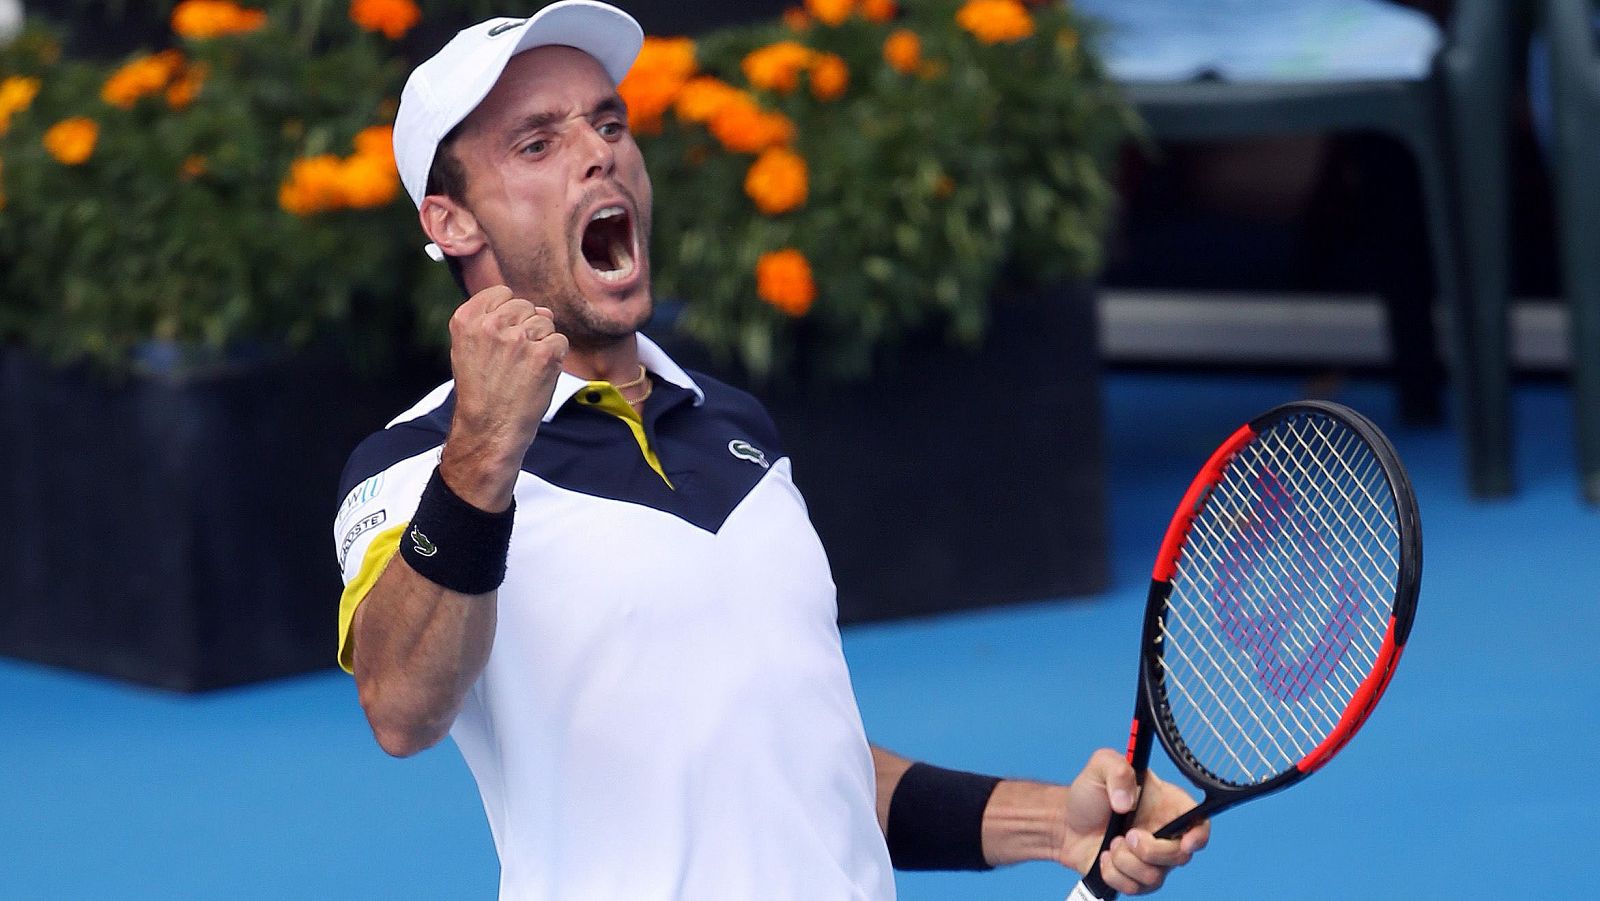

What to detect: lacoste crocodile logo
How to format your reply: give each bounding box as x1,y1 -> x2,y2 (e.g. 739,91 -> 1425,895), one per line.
409,525 -> 438,557
728,439 -> 770,469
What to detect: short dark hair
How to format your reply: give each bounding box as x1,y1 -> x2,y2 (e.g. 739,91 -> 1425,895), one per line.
424,123 -> 470,297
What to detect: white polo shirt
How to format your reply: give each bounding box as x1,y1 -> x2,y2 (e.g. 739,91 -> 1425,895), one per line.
333,335 -> 894,900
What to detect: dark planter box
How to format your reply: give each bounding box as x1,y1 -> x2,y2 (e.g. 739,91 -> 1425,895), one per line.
0,347 -> 445,691
651,281 -> 1109,623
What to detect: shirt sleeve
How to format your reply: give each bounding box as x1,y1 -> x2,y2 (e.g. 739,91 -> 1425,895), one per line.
332,438 -> 442,674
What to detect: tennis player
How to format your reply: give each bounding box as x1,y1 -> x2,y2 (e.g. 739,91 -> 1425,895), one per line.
332,3 -> 1209,897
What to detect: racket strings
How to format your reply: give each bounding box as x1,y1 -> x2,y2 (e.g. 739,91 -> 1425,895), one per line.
1166,550 -> 1354,734
1221,453 -> 1388,669
1163,530 -> 1359,777
1191,426 -> 1389,723
1157,617 -> 1307,775
1174,418 -> 1395,756
1209,473 -> 1375,664
1272,422 -> 1401,594
1180,453 -> 1383,706
1156,412 -> 1400,787
1216,418 -> 1396,663
1159,575 -> 1340,775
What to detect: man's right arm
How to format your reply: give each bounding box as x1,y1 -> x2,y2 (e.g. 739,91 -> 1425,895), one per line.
348,286 -> 567,757
350,536 -> 499,757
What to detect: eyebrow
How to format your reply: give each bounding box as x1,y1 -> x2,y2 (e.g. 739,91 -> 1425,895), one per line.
507,96 -> 629,140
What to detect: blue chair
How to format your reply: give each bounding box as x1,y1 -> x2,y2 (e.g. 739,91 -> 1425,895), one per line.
1078,0 -> 1518,497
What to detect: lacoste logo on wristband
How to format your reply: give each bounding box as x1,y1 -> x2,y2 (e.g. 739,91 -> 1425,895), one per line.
409,525 -> 439,557
728,439 -> 770,469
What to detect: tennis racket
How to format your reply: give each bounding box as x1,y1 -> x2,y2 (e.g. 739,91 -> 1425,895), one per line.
1068,400 -> 1422,900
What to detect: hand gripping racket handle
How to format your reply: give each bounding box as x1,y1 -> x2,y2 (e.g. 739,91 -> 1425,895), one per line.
1069,704 -> 1154,901
1066,803 -> 1138,901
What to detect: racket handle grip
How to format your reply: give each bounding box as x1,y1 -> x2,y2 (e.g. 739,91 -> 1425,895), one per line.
1067,879 -> 1113,901
1072,806 -> 1135,901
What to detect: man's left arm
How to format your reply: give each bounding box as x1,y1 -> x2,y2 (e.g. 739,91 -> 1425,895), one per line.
871,746 -> 1210,896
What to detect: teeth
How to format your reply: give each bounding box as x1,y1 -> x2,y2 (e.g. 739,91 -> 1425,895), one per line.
593,246 -> 635,282
590,206 -> 625,222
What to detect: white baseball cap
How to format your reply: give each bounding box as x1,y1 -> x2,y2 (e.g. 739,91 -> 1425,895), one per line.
393,1 -> 645,260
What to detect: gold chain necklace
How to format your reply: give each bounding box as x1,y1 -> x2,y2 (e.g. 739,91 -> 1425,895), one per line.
612,365 -> 648,392
621,379 -> 654,407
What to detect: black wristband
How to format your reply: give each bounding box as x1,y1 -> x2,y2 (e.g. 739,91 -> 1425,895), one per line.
398,467 -> 515,595
885,762 -> 1003,871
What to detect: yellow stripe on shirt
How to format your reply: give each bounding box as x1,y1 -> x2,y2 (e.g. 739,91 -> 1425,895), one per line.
336,522 -> 407,674
576,380 -> 673,488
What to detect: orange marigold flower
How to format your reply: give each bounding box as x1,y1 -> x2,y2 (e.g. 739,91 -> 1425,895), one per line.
742,41 -> 814,95
956,0 -> 1034,45
808,52 -> 848,101
883,30 -> 921,74
860,0 -> 897,22
101,50 -> 185,109
349,0 -> 421,40
353,124 -> 395,162
181,155 -> 208,179
43,117 -> 99,166
804,0 -> 852,27
0,76 -> 42,136
674,77 -> 744,124
278,155 -> 346,216
744,147 -> 808,215
709,96 -> 794,154
618,36 -> 697,133
171,0 -> 267,39
756,249 -> 815,316
782,7 -> 811,32
339,153 -> 400,208
165,63 -> 209,109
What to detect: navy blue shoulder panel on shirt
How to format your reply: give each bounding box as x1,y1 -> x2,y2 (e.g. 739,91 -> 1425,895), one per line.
336,372 -> 787,533
336,390 -> 456,502
524,369 -> 788,533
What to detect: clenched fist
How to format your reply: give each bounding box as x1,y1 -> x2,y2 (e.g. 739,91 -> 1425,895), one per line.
438,285 -> 568,512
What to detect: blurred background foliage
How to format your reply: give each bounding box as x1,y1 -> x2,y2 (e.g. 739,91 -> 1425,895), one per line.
634,0 -> 1134,380
1,0 -> 1133,380
0,1 -> 457,374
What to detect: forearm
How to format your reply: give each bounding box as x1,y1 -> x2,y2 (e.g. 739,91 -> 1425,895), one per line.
352,553 -> 497,757
980,779 -> 1073,868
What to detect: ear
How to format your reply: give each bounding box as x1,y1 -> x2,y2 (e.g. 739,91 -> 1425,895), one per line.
419,194 -> 487,260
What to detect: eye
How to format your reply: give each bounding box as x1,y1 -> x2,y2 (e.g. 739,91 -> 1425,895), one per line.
520,138 -> 550,156
597,121 -> 626,139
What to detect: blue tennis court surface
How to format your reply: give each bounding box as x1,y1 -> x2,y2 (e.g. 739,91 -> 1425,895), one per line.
3,370 -> 1597,899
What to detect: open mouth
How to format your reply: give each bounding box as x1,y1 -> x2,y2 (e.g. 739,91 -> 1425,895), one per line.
580,205 -> 636,284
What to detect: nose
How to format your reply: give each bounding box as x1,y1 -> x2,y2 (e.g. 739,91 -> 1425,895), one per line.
578,122 -> 615,181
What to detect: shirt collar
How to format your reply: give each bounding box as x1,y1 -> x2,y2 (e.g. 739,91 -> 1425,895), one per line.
542,332 -> 706,423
